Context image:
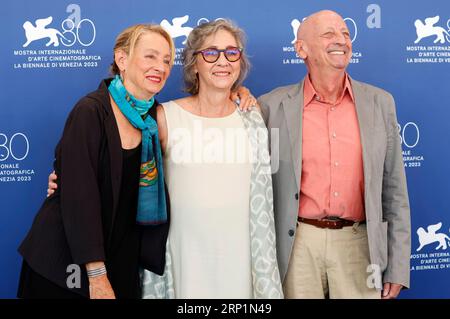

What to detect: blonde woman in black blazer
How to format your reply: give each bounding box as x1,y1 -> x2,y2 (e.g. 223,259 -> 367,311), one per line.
18,24 -> 174,299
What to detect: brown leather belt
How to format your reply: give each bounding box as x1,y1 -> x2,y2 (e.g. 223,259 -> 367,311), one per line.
297,216 -> 365,229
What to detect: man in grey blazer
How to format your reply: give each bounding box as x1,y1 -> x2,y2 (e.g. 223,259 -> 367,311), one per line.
258,10 -> 411,298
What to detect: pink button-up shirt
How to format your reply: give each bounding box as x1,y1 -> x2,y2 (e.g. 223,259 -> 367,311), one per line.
298,74 -> 365,222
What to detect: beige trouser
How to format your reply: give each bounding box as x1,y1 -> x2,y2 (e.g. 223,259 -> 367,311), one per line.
283,222 -> 381,299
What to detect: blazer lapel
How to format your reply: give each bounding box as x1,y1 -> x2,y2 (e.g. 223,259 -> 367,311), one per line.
103,99 -> 123,244
281,81 -> 304,191
351,78 -> 373,189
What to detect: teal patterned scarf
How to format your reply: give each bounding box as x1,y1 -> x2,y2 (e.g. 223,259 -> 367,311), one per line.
108,75 -> 167,225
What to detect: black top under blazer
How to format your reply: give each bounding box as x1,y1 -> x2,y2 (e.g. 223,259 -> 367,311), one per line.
18,79 -> 170,297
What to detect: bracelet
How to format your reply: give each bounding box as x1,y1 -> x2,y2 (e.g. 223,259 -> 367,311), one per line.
87,266 -> 107,278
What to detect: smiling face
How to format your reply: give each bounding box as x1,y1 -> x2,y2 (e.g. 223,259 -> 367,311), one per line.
116,31 -> 172,100
296,11 -> 352,74
194,29 -> 241,93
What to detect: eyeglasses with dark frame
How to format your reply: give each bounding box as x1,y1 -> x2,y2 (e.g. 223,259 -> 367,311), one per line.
194,47 -> 243,63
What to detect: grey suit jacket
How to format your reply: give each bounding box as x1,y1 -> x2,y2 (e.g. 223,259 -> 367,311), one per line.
258,77 -> 411,289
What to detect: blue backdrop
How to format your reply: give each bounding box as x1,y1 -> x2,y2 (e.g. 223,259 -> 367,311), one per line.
1,0 -> 449,298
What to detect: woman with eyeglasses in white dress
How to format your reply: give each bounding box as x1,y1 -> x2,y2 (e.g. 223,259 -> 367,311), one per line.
142,19 -> 283,299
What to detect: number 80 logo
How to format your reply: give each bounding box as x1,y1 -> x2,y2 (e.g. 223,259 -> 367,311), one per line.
60,18 -> 96,47
0,133 -> 30,161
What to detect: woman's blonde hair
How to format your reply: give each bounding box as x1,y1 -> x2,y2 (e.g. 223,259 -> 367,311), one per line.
182,19 -> 250,95
110,24 -> 175,75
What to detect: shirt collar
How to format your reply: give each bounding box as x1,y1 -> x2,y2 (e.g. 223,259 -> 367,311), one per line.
303,73 -> 354,107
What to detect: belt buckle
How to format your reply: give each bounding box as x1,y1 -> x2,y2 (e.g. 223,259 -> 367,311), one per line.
322,216 -> 344,229
324,216 -> 341,221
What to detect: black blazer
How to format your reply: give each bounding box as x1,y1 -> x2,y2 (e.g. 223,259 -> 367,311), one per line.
18,79 -> 170,297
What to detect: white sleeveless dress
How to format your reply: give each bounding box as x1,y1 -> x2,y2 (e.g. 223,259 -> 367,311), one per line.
162,100 -> 252,298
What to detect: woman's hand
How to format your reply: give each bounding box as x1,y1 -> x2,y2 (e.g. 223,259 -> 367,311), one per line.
230,86 -> 259,112
86,262 -> 116,299
88,275 -> 116,299
47,171 -> 58,197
